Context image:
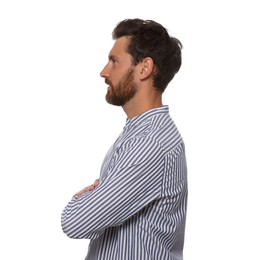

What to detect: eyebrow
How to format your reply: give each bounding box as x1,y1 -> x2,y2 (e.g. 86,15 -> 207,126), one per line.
108,54 -> 116,60
108,54 -> 118,60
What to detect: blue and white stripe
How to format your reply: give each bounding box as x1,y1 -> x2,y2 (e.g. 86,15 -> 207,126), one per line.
61,105 -> 188,260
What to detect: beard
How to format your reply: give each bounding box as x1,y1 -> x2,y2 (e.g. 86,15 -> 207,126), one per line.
105,67 -> 137,106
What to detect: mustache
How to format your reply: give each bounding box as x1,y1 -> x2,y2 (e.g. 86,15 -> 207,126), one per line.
105,79 -> 112,85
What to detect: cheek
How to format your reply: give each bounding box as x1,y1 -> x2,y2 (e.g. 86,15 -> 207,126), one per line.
111,74 -> 122,86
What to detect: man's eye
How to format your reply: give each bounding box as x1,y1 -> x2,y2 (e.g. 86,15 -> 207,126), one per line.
109,57 -> 117,64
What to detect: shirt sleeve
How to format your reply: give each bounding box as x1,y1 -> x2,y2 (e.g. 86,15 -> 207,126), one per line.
61,136 -> 165,240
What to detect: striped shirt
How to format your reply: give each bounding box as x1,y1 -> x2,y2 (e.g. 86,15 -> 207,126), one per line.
61,105 -> 188,260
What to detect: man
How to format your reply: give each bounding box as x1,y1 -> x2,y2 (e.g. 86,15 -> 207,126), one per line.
61,18 -> 188,260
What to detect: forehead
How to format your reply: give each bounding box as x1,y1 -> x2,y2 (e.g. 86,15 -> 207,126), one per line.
109,36 -> 130,57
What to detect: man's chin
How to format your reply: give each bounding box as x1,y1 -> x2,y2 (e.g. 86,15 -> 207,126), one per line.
105,94 -> 115,105
105,94 -> 123,107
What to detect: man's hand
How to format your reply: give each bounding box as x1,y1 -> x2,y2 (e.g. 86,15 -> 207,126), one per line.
72,179 -> 100,199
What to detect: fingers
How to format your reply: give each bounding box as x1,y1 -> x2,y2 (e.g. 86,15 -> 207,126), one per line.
88,179 -> 100,191
72,179 -> 100,199
94,179 -> 100,187
72,186 -> 90,199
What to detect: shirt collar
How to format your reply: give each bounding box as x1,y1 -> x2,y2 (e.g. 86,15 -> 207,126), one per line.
124,105 -> 169,130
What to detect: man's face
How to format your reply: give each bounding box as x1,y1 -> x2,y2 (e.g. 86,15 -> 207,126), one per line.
100,37 -> 138,106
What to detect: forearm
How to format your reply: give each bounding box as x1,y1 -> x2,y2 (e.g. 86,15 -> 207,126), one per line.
61,193 -> 105,239
61,163 -> 162,239
61,139 -> 166,239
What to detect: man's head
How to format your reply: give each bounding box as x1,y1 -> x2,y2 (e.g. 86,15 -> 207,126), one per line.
100,18 -> 182,107
112,19 -> 182,93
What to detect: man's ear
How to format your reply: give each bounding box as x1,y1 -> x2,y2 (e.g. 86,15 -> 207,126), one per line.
139,57 -> 155,80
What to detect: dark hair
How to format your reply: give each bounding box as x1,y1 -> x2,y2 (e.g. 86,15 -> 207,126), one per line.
112,18 -> 182,93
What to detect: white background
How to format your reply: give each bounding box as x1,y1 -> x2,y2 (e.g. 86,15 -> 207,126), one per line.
0,0 -> 260,259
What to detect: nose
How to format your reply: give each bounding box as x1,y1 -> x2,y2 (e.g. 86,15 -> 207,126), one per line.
100,63 -> 110,78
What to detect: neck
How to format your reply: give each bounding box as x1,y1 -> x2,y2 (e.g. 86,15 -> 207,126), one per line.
122,92 -> 163,118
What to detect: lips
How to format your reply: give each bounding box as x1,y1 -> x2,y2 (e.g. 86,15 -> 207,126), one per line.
105,81 -> 112,89
105,78 -> 111,85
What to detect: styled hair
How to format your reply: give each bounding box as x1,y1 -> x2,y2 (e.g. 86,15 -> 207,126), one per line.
112,18 -> 182,93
